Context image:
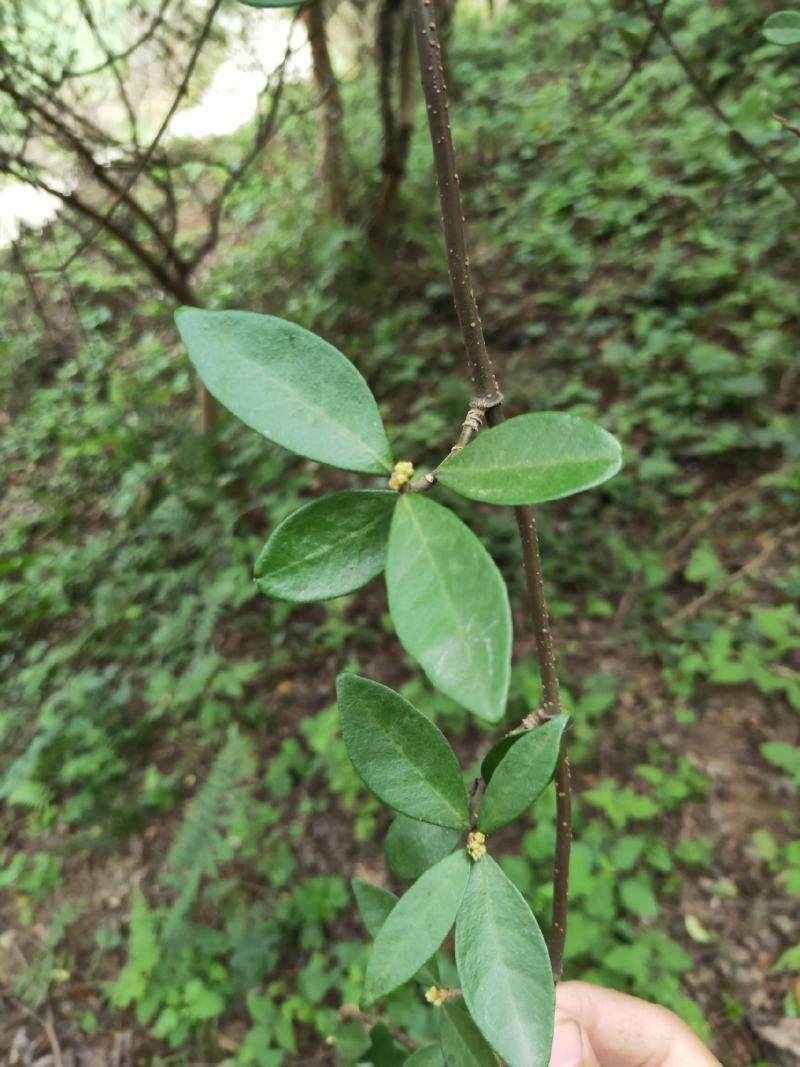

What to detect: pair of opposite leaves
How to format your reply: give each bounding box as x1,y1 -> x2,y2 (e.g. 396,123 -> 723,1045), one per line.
175,308 -> 622,723
340,673 -> 568,1067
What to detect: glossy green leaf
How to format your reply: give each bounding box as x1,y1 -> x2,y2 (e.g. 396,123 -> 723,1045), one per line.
385,495 -> 511,723
364,849 -> 470,1006
455,857 -> 554,1067
480,734 -> 519,785
436,413 -> 622,505
352,878 -> 398,939
254,490 -> 395,602
405,1046 -> 446,1066
478,717 -> 568,833
337,674 -> 469,829
175,308 -> 392,474
351,878 -> 440,987
385,815 -> 462,881
439,1000 -> 498,1067
764,11 -> 800,45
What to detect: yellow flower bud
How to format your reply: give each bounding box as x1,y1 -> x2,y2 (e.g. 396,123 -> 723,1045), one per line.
466,831 -> 486,861
425,985 -> 449,1007
388,460 -> 415,491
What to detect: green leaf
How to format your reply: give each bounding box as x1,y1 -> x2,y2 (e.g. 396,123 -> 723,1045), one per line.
436,413 -> 622,505
184,979 -> 225,1020
480,735 -> 519,785
175,308 -> 392,474
255,490 -> 395,602
386,815 -> 462,881
337,674 -> 469,829
478,717 -> 567,833
760,741 -> 800,785
619,878 -> 659,918
364,850 -> 470,1006
352,878 -> 398,939
771,943 -> 800,972
764,11 -> 800,45
365,1023 -> 408,1067
335,1020 -> 373,1060
439,1001 -> 498,1067
351,878 -> 440,987
405,1046 -> 446,1066
455,856 -> 554,1067
385,495 -> 511,723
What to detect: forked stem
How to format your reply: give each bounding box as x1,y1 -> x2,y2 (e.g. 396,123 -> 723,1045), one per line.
410,0 -> 571,979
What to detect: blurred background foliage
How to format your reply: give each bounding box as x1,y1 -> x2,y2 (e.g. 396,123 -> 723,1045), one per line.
1,0 -> 799,1064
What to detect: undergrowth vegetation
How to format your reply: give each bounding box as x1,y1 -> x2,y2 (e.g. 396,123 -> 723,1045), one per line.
1,1 -> 799,1064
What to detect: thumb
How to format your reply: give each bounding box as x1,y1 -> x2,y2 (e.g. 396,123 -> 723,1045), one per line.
548,981 -> 723,1067
548,1009 -> 601,1067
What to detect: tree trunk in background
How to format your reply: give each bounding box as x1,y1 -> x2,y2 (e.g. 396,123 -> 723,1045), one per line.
303,0 -> 347,218
372,0 -> 415,237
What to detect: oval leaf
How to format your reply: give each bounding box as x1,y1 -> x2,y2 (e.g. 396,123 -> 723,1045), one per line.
337,674 -> 469,829
478,717 -> 568,834
385,496 -> 511,723
405,1046 -> 446,1066
351,878 -> 441,987
364,849 -> 470,1006
386,815 -> 462,881
175,308 -> 392,474
455,857 -> 554,1067
255,490 -> 395,602
440,1000 -> 498,1067
764,11 -> 800,45
436,412 -> 622,505
352,877 -> 398,939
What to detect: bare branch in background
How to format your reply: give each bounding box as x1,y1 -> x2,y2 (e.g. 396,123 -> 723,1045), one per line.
57,0 -> 224,269
640,0 -> 800,208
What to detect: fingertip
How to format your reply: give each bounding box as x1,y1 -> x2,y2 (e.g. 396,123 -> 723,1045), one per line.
548,1015 -> 599,1067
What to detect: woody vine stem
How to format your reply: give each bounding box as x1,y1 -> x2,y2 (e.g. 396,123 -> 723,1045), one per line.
410,0 -> 572,979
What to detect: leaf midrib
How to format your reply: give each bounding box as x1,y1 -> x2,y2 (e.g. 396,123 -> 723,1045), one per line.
212,325 -> 391,472
261,503 -> 391,584
444,451 -> 617,478
401,500 -> 493,712
367,704 -> 468,828
479,862 -> 539,1059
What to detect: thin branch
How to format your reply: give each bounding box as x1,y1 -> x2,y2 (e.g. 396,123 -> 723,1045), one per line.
641,0 -> 800,208
339,1006 -> 417,1050
6,162 -> 195,304
666,522 -> 800,628
773,112 -> 800,140
587,0 -> 669,112
410,0 -> 570,980
76,0 -> 142,148
64,0 -> 173,77
187,25 -> 296,271
1,82 -> 180,266
57,0 -> 224,270
9,238 -> 57,343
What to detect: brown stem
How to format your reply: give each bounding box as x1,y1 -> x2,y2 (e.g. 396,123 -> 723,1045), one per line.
410,0 -> 570,979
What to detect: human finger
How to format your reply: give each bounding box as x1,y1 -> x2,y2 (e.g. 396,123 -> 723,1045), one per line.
549,981 -> 723,1067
